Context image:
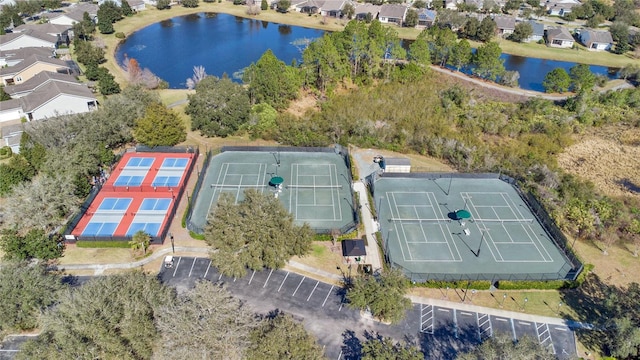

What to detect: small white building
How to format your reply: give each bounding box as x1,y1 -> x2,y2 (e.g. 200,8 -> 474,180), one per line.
382,158 -> 411,173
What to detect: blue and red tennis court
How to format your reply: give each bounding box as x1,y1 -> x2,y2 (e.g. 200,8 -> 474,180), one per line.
68,150 -> 196,243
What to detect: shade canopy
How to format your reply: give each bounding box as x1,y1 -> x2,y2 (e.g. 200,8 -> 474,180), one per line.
269,176 -> 284,186
455,209 -> 471,219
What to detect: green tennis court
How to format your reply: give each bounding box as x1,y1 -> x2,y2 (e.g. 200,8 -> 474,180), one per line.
372,174 -> 579,282
188,148 -> 356,234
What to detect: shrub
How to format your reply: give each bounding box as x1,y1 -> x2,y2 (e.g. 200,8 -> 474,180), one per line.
76,240 -> 131,248
114,32 -> 125,39
189,230 -> 205,240
414,280 -> 492,290
0,146 -> 12,159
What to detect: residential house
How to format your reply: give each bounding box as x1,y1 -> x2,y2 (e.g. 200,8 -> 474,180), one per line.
417,9 -> 437,28
543,0 -> 579,16
18,81 -> 97,121
494,15 -> 516,36
98,0 -> 146,11
1,123 -> 23,153
0,30 -> 58,51
464,0 -> 483,11
4,71 -> 80,98
445,0 -> 462,10
354,3 -> 381,21
0,47 -> 56,67
0,55 -> 74,86
320,0 -> 349,17
0,100 -> 24,123
579,29 -> 613,51
12,23 -> 71,47
379,4 -> 407,26
293,0 -> 321,13
546,26 -> 574,48
47,3 -> 99,26
524,20 -> 544,42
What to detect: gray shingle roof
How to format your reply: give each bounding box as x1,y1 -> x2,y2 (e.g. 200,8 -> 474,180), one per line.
20,81 -> 95,113
583,29 -> 613,44
527,20 -> 544,36
0,47 -> 56,62
494,15 -> 516,30
4,71 -> 80,96
0,99 -> 23,111
0,29 -> 57,46
546,26 -> 573,41
0,54 -> 71,76
12,23 -> 71,35
380,4 -> 407,19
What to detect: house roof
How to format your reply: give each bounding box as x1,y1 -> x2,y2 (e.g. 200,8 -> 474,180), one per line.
0,29 -> 57,46
527,20 -> 544,36
0,47 -> 56,63
342,239 -> 367,257
0,99 -> 23,111
355,3 -> 381,16
322,0 -> 346,12
385,157 -> 411,166
380,4 -> 407,19
418,9 -> 437,21
0,54 -> 71,76
12,23 -> 71,35
582,29 -> 613,44
546,26 -> 573,41
4,71 -> 80,96
1,123 -> 23,138
494,15 -> 516,30
49,3 -> 98,22
20,81 -> 95,113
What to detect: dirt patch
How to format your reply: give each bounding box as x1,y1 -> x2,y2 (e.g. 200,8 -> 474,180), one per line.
558,130 -> 640,200
286,92 -> 319,117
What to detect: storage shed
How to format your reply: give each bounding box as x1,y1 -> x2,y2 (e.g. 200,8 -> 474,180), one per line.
382,157 -> 411,173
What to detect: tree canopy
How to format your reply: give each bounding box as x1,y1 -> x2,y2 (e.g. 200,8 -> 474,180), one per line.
543,68 -> 571,93
247,310 -> 324,360
346,267 -> 412,324
0,228 -> 64,261
18,271 -> 174,360
457,334 -> 555,360
360,332 -> 422,360
472,41 -> 505,81
205,189 -> 314,278
0,262 -> 65,334
243,50 -> 302,110
186,76 -> 251,137
133,102 -> 186,147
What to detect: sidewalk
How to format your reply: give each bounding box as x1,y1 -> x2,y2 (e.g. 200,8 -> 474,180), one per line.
353,181 -> 383,273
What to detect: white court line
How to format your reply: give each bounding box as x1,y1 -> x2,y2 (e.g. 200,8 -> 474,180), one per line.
330,164 -> 338,220
264,269 -> 273,288
188,258 -> 196,277
235,175 -> 244,203
207,163 -> 228,219
278,272 -> 290,292
292,277 -> 305,296
203,260 -> 211,278
388,193 -> 411,261
248,270 -> 256,285
426,192 -> 457,261
307,281 -> 319,301
322,285 -> 334,307
172,257 -> 181,277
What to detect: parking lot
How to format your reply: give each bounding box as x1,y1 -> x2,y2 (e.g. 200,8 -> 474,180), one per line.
159,256 -> 577,359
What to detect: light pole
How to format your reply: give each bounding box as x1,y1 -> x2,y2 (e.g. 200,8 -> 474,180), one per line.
169,232 -> 175,254
557,302 -> 563,314
469,289 -> 476,303
500,293 -> 507,308
443,286 -> 449,299
522,297 -> 528,311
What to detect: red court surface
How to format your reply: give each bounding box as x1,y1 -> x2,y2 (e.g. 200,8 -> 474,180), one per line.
70,151 -> 195,242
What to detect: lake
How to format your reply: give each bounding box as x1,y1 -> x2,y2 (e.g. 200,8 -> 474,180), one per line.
116,13 -> 619,91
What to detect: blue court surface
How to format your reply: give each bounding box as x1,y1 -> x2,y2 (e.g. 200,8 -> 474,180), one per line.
139,198 -> 172,211
82,222 -> 119,237
152,176 -> 181,187
98,198 -> 132,211
126,222 -> 161,236
126,157 -> 154,167
161,158 -> 189,168
113,175 -> 145,187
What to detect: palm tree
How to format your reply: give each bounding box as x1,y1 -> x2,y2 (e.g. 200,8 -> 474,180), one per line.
129,230 -> 151,255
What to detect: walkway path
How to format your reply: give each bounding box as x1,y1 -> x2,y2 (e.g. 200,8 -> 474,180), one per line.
353,181 -> 383,273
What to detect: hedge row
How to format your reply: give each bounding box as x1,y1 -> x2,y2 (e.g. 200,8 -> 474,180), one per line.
349,153 -> 358,181
76,240 -> 130,248
415,280 -> 492,290
314,230 -> 358,242
189,230 -> 205,240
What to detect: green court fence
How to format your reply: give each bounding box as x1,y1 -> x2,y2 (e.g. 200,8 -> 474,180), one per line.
63,146 -> 199,245
186,145 -> 359,235
374,172 -> 583,282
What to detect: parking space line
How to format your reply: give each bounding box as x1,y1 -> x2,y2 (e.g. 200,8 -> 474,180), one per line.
248,270 -> 256,285
188,258 -> 196,277
337,350 -> 342,359
203,260 -> 211,278
420,304 -> 434,334
510,318 -> 517,341
307,281 -> 319,301
278,272 -> 290,292
218,273 -> 223,281
338,303 -> 343,311
172,257 -> 182,277
322,285 -> 334,307
264,269 -> 273,288
453,309 -> 459,339
477,313 -> 492,341
292,277 -> 305,296
536,322 -> 553,350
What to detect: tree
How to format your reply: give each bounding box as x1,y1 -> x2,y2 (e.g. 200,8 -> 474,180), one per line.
243,49 -> 301,110
503,0 -> 522,12
98,70 -> 121,95
156,0 -> 171,9
121,0 -> 133,15
343,2 -> 355,19
96,1 -> 122,34
409,33 -> 431,66
360,332 -> 422,360
0,228 -> 64,261
543,68 -> 571,93
154,281 -> 256,359
18,272 -> 174,360
186,76 -> 251,137
182,0 -> 199,7
302,34 -> 348,93
277,0 -> 291,12
185,65 -> 207,90
0,262 -> 65,333
477,17 -> 497,42
457,334 -> 555,359
128,230 -> 151,255
346,267 -> 412,324
0,155 -> 36,195
261,0 -> 268,10
509,22 -> 533,42
472,41 -> 505,81
570,63 -> 596,92
133,103 -> 186,147
74,41 -> 106,66
249,103 -> 278,139
449,39 -> 472,71
0,85 -> 11,101
405,9 -> 419,27
461,17 -> 480,40
205,189 -> 314,278
586,13 -> 605,28
247,310 -> 324,360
